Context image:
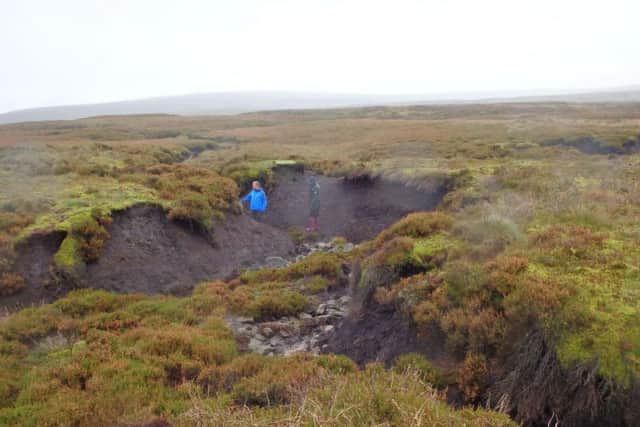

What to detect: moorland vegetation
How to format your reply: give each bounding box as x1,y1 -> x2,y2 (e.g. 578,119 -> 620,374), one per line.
0,103 -> 638,425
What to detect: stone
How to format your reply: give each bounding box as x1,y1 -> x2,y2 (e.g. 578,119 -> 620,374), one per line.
326,299 -> 337,307
254,333 -> 267,342
317,242 -> 330,250
248,338 -> 270,354
284,342 -> 308,356
315,314 -> 332,324
326,308 -> 344,317
270,335 -> 284,347
298,312 -> 313,320
315,304 -> 327,315
237,316 -> 254,324
323,325 -> 335,333
279,330 -> 291,338
339,295 -> 352,304
261,327 -> 274,338
343,243 -> 355,251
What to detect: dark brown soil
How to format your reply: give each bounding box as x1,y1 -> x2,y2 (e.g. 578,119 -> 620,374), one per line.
324,300 -> 451,368
4,231 -> 68,311
85,204 -> 295,295
260,171 -> 446,242
5,204 -> 295,311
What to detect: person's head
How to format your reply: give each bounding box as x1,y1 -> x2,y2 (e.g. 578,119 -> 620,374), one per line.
252,180 -> 262,190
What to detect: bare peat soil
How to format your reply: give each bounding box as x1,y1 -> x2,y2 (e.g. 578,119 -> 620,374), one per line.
260,171 -> 446,242
7,204 -> 295,311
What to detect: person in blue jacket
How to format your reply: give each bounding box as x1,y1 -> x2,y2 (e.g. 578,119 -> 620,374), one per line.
240,180 -> 268,219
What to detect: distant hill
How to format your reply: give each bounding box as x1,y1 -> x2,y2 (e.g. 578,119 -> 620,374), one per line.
0,92 -> 423,125
2,87 -> 640,125
482,87 -> 640,104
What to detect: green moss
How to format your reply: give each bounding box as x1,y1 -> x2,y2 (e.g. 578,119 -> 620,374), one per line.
554,269 -> 640,385
367,234 -> 450,277
53,235 -> 82,270
522,224 -> 640,384
410,234 -> 450,266
16,181 -> 158,243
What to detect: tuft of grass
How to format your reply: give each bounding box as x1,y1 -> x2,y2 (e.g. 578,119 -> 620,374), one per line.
375,211 -> 453,246
393,353 -> 445,387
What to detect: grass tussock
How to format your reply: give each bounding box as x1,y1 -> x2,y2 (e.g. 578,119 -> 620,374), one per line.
0,287 -> 514,427
180,362 -> 515,427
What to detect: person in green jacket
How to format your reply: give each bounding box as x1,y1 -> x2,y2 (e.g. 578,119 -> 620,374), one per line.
306,175 -> 320,232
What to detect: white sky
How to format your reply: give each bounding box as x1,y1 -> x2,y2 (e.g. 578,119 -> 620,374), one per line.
1,0 -> 639,113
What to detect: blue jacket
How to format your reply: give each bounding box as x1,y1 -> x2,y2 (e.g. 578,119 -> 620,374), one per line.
241,189 -> 268,212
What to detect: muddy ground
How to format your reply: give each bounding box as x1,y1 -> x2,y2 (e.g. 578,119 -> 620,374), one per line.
260,170 -> 446,242
85,205 -> 295,295
7,205 -> 295,311
4,231 -> 67,311
324,300 -> 451,368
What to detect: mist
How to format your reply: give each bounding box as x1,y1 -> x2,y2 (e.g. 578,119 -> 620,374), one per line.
2,0 -> 640,115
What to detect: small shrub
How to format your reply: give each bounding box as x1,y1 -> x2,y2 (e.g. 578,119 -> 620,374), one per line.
0,273 -> 25,296
457,353 -> 489,402
286,252 -> 344,280
53,290 -> 133,318
247,290 -> 308,320
75,214 -> 112,264
375,212 -> 453,246
393,353 -> 444,387
452,215 -> 524,258
53,209 -> 113,273
231,356 -> 320,406
531,224 -> 607,259
242,252 -> 346,288
304,275 -> 330,293
145,164 -> 240,233
369,235 -> 448,279
315,354 -> 358,374
198,353 -> 267,395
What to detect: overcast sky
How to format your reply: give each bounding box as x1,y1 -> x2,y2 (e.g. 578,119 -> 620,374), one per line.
1,0 -> 639,113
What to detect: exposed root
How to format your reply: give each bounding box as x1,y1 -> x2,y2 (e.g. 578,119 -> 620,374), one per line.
491,330 -> 640,427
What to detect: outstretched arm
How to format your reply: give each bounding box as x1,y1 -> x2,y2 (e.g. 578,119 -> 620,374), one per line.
240,192 -> 251,202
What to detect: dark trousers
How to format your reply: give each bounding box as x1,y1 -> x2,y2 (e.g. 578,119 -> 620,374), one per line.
250,210 -> 265,221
